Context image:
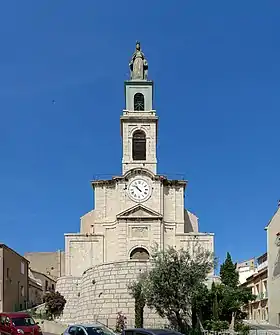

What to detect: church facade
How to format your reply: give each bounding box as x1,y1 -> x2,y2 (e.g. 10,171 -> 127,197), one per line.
56,42 -> 215,327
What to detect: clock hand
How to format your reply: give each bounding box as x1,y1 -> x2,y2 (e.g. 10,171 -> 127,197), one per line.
135,185 -> 142,192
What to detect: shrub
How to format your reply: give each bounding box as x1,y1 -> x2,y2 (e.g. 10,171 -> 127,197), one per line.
204,320 -> 229,331
115,311 -> 127,333
43,291 -> 66,320
234,321 -> 250,335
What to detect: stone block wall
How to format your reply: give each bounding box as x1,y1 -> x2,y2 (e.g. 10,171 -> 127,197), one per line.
56,260 -> 165,328
56,276 -> 81,323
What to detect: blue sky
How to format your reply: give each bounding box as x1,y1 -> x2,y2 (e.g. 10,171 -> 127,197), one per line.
0,1 -> 279,266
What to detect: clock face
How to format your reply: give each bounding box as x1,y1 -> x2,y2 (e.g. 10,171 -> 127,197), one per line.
128,178 -> 151,202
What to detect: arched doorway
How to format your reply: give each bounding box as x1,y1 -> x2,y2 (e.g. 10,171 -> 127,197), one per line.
130,247 -> 149,260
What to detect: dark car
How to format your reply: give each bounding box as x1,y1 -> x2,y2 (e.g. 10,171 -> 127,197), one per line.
0,312 -> 43,335
122,328 -> 184,335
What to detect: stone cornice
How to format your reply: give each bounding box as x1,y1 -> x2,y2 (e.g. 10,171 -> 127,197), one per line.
64,233 -> 104,238
124,80 -> 153,86
120,114 -> 159,122
91,171 -> 187,188
176,232 -> 215,236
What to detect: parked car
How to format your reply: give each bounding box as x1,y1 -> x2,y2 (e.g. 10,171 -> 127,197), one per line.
0,312 -> 43,335
122,329 -> 184,335
63,323 -> 117,335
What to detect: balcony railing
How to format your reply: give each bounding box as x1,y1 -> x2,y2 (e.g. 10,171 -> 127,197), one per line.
255,291 -> 268,300
257,260 -> 268,272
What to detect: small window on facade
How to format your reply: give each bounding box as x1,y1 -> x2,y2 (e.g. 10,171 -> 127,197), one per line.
21,285 -> 24,297
45,280 -> 48,292
51,284 -> 55,291
6,268 -> 10,279
134,93 -> 144,111
130,247 -> 150,260
20,262 -> 25,275
132,130 -> 146,161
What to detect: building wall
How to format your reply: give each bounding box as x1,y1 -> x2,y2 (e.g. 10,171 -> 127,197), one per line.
64,229 -> 214,278
0,245 -> 29,312
28,279 -> 43,307
267,207 -> 280,326
24,251 -> 65,279
31,270 -> 56,294
121,112 -> 158,175
66,170 -> 213,278
247,270 -> 268,323
56,260 -> 165,328
89,177 -> 185,225
241,253 -> 268,324
0,248 -> 3,312
237,258 -> 256,285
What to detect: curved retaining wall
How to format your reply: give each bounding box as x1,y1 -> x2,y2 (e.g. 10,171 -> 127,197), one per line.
56,260 -> 165,328
56,276 -> 81,323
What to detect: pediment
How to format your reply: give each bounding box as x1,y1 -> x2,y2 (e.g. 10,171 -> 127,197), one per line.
116,204 -> 163,220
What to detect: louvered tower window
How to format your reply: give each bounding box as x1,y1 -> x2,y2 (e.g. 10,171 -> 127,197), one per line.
134,93 -> 144,111
132,130 -> 146,160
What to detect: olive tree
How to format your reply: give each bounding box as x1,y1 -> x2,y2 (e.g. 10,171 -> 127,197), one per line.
129,245 -> 215,333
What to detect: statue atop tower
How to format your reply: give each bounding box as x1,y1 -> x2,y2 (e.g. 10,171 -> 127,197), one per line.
129,41 -> 148,80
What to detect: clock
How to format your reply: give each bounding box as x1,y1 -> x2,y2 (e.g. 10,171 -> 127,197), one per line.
128,178 -> 151,202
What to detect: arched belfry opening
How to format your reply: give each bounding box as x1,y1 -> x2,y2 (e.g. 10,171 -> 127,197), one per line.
132,130 -> 146,161
130,247 -> 149,260
134,93 -> 145,111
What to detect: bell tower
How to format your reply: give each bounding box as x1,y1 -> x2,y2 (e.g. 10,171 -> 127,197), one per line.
121,42 -> 158,175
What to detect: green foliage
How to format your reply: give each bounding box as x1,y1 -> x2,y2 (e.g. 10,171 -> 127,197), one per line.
234,321 -> 250,335
216,284 -> 255,323
143,245 -> 215,333
204,320 -> 229,331
128,248 -> 254,333
115,311 -> 127,333
211,282 -> 219,321
128,273 -> 146,328
198,252 -> 257,332
43,291 -> 66,319
215,252 -> 256,328
191,283 -> 212,329
220,252 -> 239,288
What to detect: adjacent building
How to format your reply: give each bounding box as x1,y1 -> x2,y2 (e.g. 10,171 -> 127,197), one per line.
237,257 -> 256,285
265,202 -> 280,326
30,269 -> 56,294
0,244 -> 29,312
24,250 -> 65,280
241,253 -> 268,323
28,269 -> 56,308
28,271 -> 43,308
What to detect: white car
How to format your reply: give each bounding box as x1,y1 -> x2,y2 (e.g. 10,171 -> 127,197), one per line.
63,323 -> 118,335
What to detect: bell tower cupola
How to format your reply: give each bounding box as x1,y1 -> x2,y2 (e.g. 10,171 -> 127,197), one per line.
121,41 -> 158,175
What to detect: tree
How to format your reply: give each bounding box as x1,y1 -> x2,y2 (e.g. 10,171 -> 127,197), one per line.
143,245 -> 215,333
191,282 -> 212,330
211,282 -> 219,321
218,253 -> 256,329
43,291 -> 66,320
128,273 -> 146,328
220,252 -> 239,288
